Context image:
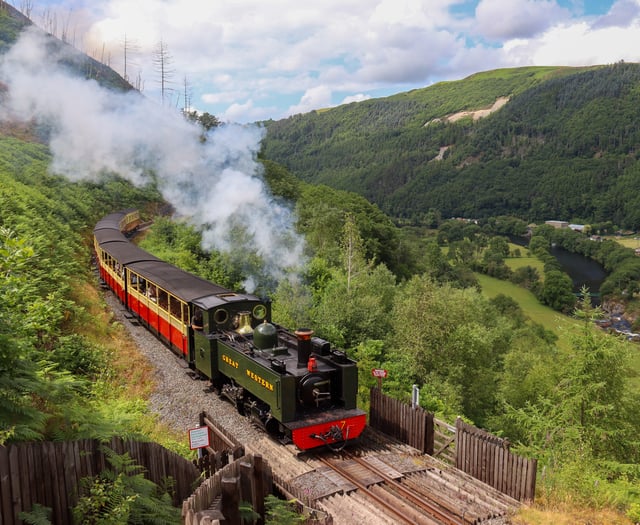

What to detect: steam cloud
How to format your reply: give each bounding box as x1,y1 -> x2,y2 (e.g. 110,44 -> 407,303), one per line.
0,27 -> 306,293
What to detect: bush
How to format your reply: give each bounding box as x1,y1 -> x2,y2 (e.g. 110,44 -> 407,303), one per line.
52,334 -> 108,379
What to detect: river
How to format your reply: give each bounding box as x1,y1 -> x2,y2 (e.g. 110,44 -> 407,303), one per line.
549,245 -> 607,301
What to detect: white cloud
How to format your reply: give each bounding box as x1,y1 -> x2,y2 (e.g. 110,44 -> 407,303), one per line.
509,20 -> 640,66
341,93 -> 371,104
286,85 -> 334,117
27,0 -> 640,123
593,0 -> 640,28
475,0 -> 570,40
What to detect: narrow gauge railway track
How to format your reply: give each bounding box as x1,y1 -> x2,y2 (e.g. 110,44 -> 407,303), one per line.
108,287 -> 517,524
316,451 -> 464,525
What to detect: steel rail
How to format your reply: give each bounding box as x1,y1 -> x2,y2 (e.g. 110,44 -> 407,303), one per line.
316,455 -> 433,525
344,451 -> 466,525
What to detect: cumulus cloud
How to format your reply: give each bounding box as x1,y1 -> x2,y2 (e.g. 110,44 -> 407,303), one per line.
0,26 -> 305,292
593,0 -> 640,29
27,0 -> 640,123
285,85 -> 334,117
341,93 -> 371,104
475,0 -> 569,40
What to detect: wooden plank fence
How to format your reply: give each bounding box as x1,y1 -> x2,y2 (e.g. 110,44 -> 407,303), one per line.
456,418 -> 537,502
369,387 -> 434,454
192,411 -> 331,524
0,437 -> 201,525
198,411 -> 242,452
368,387 -> 537,502
182,454 -> 272,525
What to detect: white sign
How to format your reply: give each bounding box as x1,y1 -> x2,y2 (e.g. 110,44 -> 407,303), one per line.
188,426 -> 210,450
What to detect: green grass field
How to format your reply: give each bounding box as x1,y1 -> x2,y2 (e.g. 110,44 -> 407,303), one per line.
476,273 -> 640,389
606,235 -> 640,250
475,273 -> 577,346
505,255 -> 545,275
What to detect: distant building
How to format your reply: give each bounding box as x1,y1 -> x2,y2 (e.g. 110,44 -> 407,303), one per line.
545,220 -> 569,229
569,224 -> 585,232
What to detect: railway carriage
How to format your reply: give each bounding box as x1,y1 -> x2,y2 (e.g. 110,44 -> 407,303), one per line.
93,210 -> 367,450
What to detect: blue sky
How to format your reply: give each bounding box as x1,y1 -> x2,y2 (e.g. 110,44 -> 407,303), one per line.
20,0 -> 640,123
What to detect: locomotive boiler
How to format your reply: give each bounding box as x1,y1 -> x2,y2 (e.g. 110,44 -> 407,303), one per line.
93,210 -> 366,450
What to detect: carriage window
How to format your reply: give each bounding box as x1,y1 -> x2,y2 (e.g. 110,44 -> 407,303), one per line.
169,296 -> 183,321
158,289 -> 168,310
182,303 -> 189,322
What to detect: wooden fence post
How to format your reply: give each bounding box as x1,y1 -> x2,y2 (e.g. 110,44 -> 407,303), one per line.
221,476 -> 240,525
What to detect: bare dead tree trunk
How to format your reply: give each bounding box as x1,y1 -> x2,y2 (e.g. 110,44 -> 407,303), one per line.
153,39 -> 175,106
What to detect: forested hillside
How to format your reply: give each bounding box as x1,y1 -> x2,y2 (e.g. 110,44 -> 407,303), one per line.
1,4 -> 640,522
261,63 -> 640,229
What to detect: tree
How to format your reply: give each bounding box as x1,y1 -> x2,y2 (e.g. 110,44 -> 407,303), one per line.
341,213 -> 365,293
121,34 -> 140,86
181,75 -> 192,113
152,39 -> 175,106
197,112 -> 221,132
539,269 -> 576,312
387,275 -> 511,424
528,235 -> 550,257
499,292 -> 640,482
310,262 -> 396,350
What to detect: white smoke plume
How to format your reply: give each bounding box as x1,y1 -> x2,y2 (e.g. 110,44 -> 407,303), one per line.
0,26 -> 306,293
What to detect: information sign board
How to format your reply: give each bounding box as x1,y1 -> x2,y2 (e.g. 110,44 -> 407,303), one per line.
188,426 -> 210,450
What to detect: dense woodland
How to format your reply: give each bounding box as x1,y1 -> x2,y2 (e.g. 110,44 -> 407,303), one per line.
261,62 -> 640,230
0,4 -> 639,524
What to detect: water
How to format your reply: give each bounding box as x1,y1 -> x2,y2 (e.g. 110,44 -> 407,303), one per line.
549,245 -> 607,298
509,236 -> 607,304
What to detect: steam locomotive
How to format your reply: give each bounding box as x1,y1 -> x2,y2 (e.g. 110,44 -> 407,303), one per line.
93,210 -> 367,450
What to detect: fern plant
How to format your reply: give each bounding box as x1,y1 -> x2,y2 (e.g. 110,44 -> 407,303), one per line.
72,446 -> 181,525
19,503 -> 53,525
264,494 -> 305,525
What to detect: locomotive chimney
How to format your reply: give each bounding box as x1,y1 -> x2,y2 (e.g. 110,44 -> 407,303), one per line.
295,328 -> 314,368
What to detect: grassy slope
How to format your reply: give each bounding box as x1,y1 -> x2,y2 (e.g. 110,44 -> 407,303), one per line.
477,270 -> 640,381
475,273 -> 577,347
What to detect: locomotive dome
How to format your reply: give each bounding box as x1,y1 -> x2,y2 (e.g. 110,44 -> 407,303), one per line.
254,320 -> 277,349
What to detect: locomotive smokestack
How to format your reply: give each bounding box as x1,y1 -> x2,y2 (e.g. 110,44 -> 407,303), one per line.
295,328 -> 314,368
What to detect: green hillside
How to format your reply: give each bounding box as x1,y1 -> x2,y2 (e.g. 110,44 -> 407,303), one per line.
0,3 -> 132,92
261,63 -> 640,229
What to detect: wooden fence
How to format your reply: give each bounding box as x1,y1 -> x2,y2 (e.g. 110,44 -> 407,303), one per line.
456,418 -> 537,502
193,411 -> 331,524
369,387 -> 434,454
0,437 -> 201,525
368,387 -> 537,502
182,454 -> 272,525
